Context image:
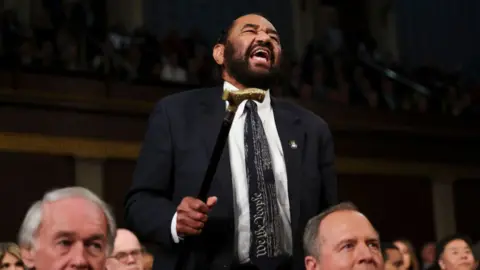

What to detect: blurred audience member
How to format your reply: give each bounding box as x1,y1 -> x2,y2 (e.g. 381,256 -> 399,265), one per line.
0,6 -> 477,115
18,39 -> 36,66
36,40 -> 56,68
60,41 -> 81,71
394,239 -> 420,270
414,93 -> 429,113
382,242 -> 404,270
288,62 -> 302,97
0,242 -> 24,270
327,56 -> 350,105
310,65 -> 328,101
352,65 -> 379,108
324,10 -> 344,55
160,53 -> 187,83
436,234 -> 476,270
106,229 -> 144,270
142,249 -> 153,270
303,202 -> 383,270
18,187 -> 116,270
379,77 -> 398,111
422,242 -> 436,270
120,45 -> 143,81
299,83 -> 314,102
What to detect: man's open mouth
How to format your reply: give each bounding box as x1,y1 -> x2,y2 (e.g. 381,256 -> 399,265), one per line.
249,47 -> 272,65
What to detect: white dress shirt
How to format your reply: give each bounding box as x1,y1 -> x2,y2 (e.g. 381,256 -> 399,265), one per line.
171,82 -> 292,263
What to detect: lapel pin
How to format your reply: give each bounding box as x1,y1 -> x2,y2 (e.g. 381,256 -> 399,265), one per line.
289,140 -> 298,149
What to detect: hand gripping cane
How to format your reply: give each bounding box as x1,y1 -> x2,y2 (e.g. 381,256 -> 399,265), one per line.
174,88 -> 266,270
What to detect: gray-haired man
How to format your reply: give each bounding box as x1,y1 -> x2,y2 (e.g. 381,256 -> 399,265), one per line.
303,202 -> 383,270
18,186 -> 117,270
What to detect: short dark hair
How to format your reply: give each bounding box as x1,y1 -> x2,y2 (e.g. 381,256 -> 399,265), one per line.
214,13 -> 270,45
381,242 -> 400,261
436,233 -> 473,262
303,202 -> 359,258
215,27 -> 231,46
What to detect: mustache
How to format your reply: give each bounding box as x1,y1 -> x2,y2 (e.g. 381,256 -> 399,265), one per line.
245,41 -> 275,63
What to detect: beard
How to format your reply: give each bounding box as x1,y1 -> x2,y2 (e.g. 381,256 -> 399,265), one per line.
223,40 -> 281,90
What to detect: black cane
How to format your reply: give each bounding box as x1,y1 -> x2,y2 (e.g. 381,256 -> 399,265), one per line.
174,89 -> 266,270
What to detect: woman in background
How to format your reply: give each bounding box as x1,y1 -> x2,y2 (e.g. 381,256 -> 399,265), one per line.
142,246 -> 154,270
395,239 -> 420,270
0,242 -> 24,270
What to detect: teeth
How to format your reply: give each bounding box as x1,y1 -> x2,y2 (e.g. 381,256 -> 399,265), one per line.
252,48 -> 269,59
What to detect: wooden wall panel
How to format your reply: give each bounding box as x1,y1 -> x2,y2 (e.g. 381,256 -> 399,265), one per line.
333,130 -> 480,165
0,152 -> 74,242
338,174 -> 435,250
454,178 -> 480,243
0,106 -> 148,141
103,159 -> 137,228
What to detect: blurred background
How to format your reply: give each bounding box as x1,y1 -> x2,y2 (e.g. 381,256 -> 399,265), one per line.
0,0 -> 479,265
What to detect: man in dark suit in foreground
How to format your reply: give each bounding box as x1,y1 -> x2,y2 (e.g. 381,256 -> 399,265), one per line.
124,13 -> 337,270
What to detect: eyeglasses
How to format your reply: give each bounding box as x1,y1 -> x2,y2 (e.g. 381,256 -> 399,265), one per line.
111,249 -> 143,263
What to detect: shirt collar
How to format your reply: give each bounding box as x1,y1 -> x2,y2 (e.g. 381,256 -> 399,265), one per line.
223,81 -> 271,113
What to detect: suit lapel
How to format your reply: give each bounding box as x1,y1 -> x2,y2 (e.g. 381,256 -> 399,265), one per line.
198,87 -> 234,217
199,87 -> 226,159
272,99 -> 304,240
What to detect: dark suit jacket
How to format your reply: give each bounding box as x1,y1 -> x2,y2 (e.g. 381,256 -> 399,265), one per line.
124,86 -> 337,270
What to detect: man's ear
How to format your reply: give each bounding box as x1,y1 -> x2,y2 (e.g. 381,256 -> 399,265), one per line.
438,258 -> 446,270
304,255 -> 318,270
20,246 -> 35,269
213,44 -> 225,66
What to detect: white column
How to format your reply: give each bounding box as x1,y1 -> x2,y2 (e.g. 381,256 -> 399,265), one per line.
75,158 -> 105,198
431,175 -> 456,240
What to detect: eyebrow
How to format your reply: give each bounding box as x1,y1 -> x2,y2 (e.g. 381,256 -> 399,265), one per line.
334,237 -> 379,249
241,23 -> 279,36
366,237 -> 380,244
446,246 -> 470,251
334,238 -> 356,249
54,231 -> 76,238
241,23 -> 258,31
85,234 -> 106,242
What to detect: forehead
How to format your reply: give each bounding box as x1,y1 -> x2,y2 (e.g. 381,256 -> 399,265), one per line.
319,211 -> 378,245
445,239 -> 469,250
40,197 -> 108,237
2,252 -> 20,261
114,231 -> 141,252
394,241 -> 408,251
386,249 -> 402,260
423,244 -> 435,252
231,15 -> 277,33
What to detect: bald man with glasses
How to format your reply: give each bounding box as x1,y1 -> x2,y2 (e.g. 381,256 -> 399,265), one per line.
106,229 -> 144,270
